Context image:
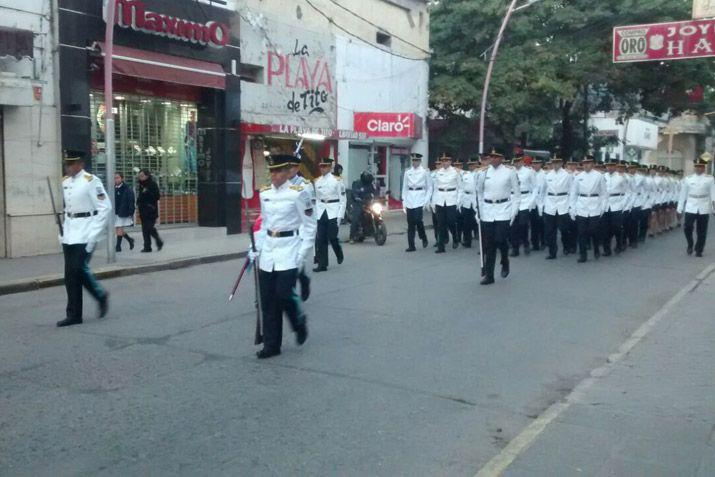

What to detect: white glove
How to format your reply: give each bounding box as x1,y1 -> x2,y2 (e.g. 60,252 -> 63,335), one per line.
570,212 -> 576,221
58,234 -> 63,245
85,241 -> 96,254
296,251 -> 307,265
248,249 -> 258,262
402,207 -> 407,214
509,216 -> 516,226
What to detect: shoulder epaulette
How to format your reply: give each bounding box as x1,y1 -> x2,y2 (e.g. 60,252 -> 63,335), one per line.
84,173 -> 94,181
290,185 -> 304,192
301,178 -> 311,184
335,176 -> 343,181
259,185 -> 271,192
62,175 -> 69,180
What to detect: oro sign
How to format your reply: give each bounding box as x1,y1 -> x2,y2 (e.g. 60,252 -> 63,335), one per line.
614,18 -> 715,63
353,112 -> 423,139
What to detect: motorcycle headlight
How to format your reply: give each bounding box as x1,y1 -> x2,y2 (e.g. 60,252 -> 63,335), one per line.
371,202 -> 383,214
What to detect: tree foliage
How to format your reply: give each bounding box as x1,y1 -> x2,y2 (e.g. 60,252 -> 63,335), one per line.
429,0 -> 715,158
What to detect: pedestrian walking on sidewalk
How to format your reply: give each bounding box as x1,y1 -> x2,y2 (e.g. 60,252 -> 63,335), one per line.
57,150 -> 111,327
113,173 -> 135,252
252,154 -> 317,359
137,169 -> 164,253
677,154 -> 715,257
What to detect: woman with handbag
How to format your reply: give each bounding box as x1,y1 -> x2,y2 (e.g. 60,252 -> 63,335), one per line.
136,169 -> 164,252
114,173 -> 136,252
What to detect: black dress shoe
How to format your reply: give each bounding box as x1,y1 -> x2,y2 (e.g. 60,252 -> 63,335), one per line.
157,240 -> 164,251
510,250 -> 519,257
298,273 -> 311,301
296,323 -> 308,345
602,251 -> 612,257
57,317 -> 82,327
462,242 -> 472,248
422,238 -> 429,248
501,262 -> 510,278
594,250 -> 601,260
480,276 -> 495,285
115,245 -> 122,253
312,267 -> 327,273
577,256 -> 587,263
405,247 -> 417,252
256,348 -> 281,359
435,248 -> 445,254
696,251 -> 703,257
687,246 -> 693,255
545,254 -> 557,260
141,248 -> 152,253
452,241 -> 459,249
127,237 -> 135,250
524,247 -> 530,256
337,253 -> 344,264
99,292 -> 109,318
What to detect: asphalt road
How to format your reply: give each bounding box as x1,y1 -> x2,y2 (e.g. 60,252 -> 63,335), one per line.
0,225 -> 711,476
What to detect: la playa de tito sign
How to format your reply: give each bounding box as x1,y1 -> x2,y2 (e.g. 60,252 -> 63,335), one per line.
106,0 -> 230,48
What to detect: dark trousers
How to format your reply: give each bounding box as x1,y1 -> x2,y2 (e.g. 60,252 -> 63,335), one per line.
63,244 -> 106,319
564,216 -> 577,252
461,207 -> 477,246
625,207 -> 641,245
576,216 -> 602,258
258,268 -> 301,351
639,208 -> 651,241
544,212 -> 569,257
140,217 -> 162,251
603,210 -> 624,253
530,209 -> 544,249
435,205 -> 458,251
406,207 -> 427,248
482,220 -> 510,279
510,209 -> 530,252
316,211 -> 342,268
431,210 -> 439,242
684,213 -> 709,254
349,202 -> 362,240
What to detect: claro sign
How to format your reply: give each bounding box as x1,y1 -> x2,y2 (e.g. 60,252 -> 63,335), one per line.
353,113 -> 423,139
108,0 -> 230,48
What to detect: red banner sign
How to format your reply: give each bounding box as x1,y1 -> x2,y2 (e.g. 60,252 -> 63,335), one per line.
614,18 -> 715,63
353,112 -> 422,139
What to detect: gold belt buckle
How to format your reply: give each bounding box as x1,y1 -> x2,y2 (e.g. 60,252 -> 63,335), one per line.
271,230 -> 280,238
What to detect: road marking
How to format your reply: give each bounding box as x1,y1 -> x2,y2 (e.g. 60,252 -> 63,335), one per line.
475,262 -> 715,477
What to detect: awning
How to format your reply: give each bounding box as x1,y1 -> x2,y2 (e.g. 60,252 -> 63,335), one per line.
97,43 -> 225,90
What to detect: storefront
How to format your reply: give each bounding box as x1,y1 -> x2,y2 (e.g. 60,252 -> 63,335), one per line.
351,112 -> 424,208
59,0 -> 242,232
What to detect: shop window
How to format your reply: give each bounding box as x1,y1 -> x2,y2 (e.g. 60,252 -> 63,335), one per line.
90,92 -> 199,225
376,31 -> 392,48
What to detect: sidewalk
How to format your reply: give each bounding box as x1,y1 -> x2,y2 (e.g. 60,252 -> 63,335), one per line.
499,263 -> 715,477
0,210 -> 411,296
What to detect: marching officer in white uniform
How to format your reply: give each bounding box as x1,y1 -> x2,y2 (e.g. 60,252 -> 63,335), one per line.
476,150 -> 520,285
603,159 -> 631,255
541,156 -> 573,260
252,154 -> 317,359
432,154 -> 462,253
459,159 -> 480,248
529,158 -> 547,251
569,155 -> 607,263
57,150 -> 111,327
313,158 -> 346,272
288,156 -> 314,301
401,153 -> 432,252
510,155 -> 537,256
677,155 -> 715,257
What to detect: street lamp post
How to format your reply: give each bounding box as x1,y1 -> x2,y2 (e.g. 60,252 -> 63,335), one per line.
478,0 -> 541,155
104,0 -> 116,263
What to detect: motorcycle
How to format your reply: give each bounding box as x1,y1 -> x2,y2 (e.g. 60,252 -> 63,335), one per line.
351,195 -> 388,246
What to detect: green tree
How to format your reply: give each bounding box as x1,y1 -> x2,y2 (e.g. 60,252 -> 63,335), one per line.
430,0 -> 715,159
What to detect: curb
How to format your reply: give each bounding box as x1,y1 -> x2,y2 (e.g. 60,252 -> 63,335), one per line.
0,251 -> 246,297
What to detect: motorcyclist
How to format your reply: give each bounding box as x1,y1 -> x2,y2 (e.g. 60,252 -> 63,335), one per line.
350,171 -> 376,242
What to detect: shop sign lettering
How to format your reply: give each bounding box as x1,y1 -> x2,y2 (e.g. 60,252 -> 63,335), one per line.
614,18 -> 715,63
267,39 -> 333,114
112,0 -> 230,48
353,113 -> 423,139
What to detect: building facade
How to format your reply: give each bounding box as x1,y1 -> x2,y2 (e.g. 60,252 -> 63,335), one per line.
0,1 -> 61,257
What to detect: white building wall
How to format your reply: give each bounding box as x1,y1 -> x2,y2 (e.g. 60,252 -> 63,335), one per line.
335,35 -> 429,186
1,1 -> 62,257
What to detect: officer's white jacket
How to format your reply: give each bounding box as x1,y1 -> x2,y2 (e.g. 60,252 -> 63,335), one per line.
401,166 -> 432,209
314,172 -> 346,220
432,166 -> 461,207
291,174 -> 315,207
515,166 -> 537,211
642,175 -> 656,209
477,164 -> 520,222
541,168 -> 573,216
630,173 -> 647,208
653,175 -> 666,205
533,169 -> 546,210
61,169 -> 112,245
458,170 -> 478,210
255,181 -> 317,272
604,172 -> 630,212
677,173 -> 715,215
569,169 -> 607,218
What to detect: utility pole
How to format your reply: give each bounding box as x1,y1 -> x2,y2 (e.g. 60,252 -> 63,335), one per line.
104,0 -> 116,263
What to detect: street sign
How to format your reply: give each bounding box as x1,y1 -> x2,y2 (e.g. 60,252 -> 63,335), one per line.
693,0 -> 715,20
613,18 -> 715,63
